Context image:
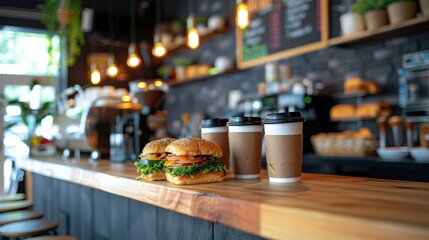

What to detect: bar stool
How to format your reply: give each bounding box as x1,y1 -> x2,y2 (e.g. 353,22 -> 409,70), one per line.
0,210 -> 43,226
0,219 -> 58,240
0,201 -> 32,213
0,194 -> 25,203
27,236 -> 76,240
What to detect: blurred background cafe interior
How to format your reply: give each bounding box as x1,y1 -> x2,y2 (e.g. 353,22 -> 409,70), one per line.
1,0 -> 429,195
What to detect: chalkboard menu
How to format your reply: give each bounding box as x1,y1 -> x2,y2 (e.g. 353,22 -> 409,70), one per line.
237,0 -> 328,69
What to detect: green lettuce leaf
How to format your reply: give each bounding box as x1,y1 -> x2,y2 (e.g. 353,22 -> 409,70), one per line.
134,160 -> 165,180
165,159 -> 228,177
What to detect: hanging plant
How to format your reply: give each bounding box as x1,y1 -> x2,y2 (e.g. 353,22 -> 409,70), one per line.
41,0 -> 84,67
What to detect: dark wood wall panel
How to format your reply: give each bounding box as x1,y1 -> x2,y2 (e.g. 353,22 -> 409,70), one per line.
110,194 -> 130,240
156,207 -> 213,240
94,190 -> 111,240
31,173 -> 265,240
78,185 -> 94,240
128,199 -> 158,240
214,223 -> 263,240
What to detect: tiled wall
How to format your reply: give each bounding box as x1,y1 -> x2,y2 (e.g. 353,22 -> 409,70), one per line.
164,1 -> 429,137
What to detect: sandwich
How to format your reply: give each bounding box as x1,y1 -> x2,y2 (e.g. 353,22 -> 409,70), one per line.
164,138 -> 228,185
135,138 -> 176,181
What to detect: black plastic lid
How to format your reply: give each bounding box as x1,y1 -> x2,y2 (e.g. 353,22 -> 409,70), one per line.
262,112 -> 304,124
227,116 -> 262,126
200,118 -> 228,128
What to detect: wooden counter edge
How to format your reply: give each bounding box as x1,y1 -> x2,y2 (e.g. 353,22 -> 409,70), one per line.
16,158 -> 261,236
16,158 -> 429,240
260,204 -> 429,240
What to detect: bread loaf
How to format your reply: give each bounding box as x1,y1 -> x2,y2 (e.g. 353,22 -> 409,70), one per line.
330,104 -> 356,120
355,103 -> 381,118
344,78 -> 366,94
355,102 -> 391,118
365,81 -> 380,94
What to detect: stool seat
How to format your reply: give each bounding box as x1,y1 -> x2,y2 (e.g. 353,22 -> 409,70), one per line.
0,210 -> 43,226
0,194 -> 25,203
27,236 -> 77,240
0,200 -> 33,213
0,219 -> 58,238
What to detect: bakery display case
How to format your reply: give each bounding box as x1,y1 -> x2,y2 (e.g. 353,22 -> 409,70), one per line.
397,50 -> 429,157
399,50 -> 429,121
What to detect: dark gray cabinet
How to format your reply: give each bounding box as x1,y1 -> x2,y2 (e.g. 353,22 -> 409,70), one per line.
31,173 -> 265,240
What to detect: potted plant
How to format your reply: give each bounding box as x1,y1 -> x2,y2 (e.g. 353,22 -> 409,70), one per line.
387,0 -> 418,24
41,0 -> 84,67
352,0 -> 389,30
340,11 -> 365,35
419,0 -> 429,16
156,66 -> 173,80
172,57 -> 193,81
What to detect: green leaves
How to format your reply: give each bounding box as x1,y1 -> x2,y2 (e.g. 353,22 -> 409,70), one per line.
6,99 -> 54,127
40,0 -> 84,67
351,0 -> 395,15
135,160 -> 166,180
165,159 -> 228,177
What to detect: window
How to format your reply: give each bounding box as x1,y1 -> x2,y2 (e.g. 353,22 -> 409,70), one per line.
0,26 -> 60,76
0,26 -> 59,156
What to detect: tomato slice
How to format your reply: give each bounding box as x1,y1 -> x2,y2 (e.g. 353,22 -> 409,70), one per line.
166,155 -> 206,162
164,157 -> 205,167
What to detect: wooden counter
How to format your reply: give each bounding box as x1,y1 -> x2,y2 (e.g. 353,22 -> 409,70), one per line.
16,157 -> 429,240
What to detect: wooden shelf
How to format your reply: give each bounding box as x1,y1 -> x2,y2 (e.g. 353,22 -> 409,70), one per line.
329,15 -> 429,46
168,68 -> 238,87
16,157 -> 429,239
166,27 -> 229,54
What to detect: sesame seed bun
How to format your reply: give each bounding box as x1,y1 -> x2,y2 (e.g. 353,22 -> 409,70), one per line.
165,138 -> 223,158
142,138 -> 176,154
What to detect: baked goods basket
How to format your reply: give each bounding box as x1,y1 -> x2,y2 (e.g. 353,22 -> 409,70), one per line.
311,131 -> 378,157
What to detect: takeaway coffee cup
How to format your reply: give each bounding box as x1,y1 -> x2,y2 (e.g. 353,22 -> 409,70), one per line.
228,116 -> 263,179
201,118 -> 230,169
263,112 -> 304,183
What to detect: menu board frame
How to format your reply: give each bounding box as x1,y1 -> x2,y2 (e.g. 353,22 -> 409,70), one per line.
236,0 -> 329,69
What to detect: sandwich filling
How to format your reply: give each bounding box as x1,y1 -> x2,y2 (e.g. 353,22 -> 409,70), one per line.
135,153 -> 168,179
164,155 -> 227,177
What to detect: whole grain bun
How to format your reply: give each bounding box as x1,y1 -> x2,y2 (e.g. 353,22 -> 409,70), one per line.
365,81 -> 380,94
344,78 -> 366,94
142,138 -> 176,154
330,104 -> 356,120
165,171 -> 225,185
165,138 -> 223,158
142,172 -> 166,181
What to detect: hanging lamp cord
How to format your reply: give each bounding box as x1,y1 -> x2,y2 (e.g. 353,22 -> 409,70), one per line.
188,0 -> 192,15
108,0 -> 115,53
157,0 -> 161,26
130,0 -> 136,44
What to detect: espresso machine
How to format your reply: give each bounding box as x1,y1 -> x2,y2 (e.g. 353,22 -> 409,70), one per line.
83,96 -> 143,162
129,80 -> 169,141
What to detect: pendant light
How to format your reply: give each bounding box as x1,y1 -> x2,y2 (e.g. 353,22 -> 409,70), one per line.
186,0 -> 199,50
152,0 -> 167,58
236,0 -> 250,30
106,0 -> 119,78
127,0 -> 141,68
90,62 -> 101,85
106,56 -> 119,77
